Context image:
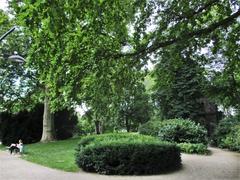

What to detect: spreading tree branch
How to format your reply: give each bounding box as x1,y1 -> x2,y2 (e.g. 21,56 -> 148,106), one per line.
116,9 -> 240,58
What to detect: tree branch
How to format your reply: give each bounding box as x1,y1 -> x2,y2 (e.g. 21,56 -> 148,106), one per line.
116,9 -> 240,58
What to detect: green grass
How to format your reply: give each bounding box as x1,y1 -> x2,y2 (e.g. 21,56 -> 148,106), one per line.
22,137 -> 81,172
0,144 -> 5,150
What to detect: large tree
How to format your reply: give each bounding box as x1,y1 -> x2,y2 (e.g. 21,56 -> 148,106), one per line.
152,44 -> 207,121
8,0 -> 138,141
6,0 -> 240,141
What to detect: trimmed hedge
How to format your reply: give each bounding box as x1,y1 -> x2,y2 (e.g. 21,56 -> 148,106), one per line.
76,133 -> 181,175
177,143 -> 208,154
139,119 -> 208,145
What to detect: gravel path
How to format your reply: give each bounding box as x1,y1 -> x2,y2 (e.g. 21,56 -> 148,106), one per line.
0,148 -> 239,180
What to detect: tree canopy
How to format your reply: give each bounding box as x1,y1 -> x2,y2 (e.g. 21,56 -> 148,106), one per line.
7,0 -> 240,111
0,0 -> 239,140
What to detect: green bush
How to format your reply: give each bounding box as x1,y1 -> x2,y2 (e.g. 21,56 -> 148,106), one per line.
222,125 -> 240,152
212,116 -> 240,148
138,121 -> 162,136
177,143 -> 208,154
75,133 -> 181,175
139,119 -> 207,144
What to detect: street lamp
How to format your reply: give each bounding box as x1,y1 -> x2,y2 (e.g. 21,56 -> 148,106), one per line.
8,51 -> 25,63
0,27 -> 25,63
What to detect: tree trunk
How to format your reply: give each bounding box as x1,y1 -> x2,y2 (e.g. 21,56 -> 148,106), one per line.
95,120 -> 101,134
126,117 -> 130,132
41,88 -> 55,142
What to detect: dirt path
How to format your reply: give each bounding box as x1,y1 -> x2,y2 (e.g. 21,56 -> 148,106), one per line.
0,148 -> 239,180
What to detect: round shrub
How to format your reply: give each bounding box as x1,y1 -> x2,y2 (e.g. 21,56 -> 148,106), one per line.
158,119 -> 208,144
139,119 -> 208,144
76,133 -> 181,175
177,143 -> 208,154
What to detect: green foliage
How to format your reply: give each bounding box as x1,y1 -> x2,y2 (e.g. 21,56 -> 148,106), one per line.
139,119 -> 208,144
115,83 -> 152,132
152,44 -> 207,122
138,120 -> 162,136
75,133 -> 181,175
222,125 -> 240,152
73,113 -> 95,136
158,119 -> 208,144
177,143 -> 208,154
212,116 -> 240,151
4,0 -> 240,140
0,105 -> 43,145
144,73 -> 155,93
0,105 -> 78,145
207,21 -> 240,110
7,0 -> 239,112
212,116 -> 240,147
0,10 -> 38,113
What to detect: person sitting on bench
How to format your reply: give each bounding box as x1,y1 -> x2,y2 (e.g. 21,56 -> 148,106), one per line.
9,139 -> 23,154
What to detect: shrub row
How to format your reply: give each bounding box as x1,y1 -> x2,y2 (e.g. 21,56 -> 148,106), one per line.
75,133 -> 181,175
139,118 -> 208,145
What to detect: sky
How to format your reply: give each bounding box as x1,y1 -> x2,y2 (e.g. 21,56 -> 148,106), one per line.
0,0 -> 7,11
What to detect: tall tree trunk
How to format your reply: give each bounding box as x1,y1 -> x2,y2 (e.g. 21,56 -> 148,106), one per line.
41,88 -> 55,142
95,120 -> 101,134
126,117 -> 130,132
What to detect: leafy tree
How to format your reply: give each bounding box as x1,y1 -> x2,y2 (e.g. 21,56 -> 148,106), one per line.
152,44 -> 207,121
6,0 -> 240,141
207,21 -> 240,111
8,0 -> 139,140
116,83 -> 152,132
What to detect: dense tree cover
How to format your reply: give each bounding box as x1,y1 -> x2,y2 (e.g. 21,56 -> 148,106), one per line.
207,21 -> 240,111
8,0 -> 239,106
0,0 -> 239,140
0,104 -> 78,145
116,83 -> 152,132
77,82 -> 152,133
152,44 -> 207,121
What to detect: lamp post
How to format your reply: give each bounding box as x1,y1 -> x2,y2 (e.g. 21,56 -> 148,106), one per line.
0,27 -> 15,42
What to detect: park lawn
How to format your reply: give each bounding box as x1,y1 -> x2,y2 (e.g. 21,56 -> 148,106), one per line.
22,137 -> 81,172
0,144 -> 5,150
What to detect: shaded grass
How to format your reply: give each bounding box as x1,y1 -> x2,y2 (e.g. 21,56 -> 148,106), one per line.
22,137 -> 81,172
0,144 -> 5,150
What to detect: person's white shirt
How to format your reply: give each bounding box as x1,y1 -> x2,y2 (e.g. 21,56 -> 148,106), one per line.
17,142 -> 23,153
